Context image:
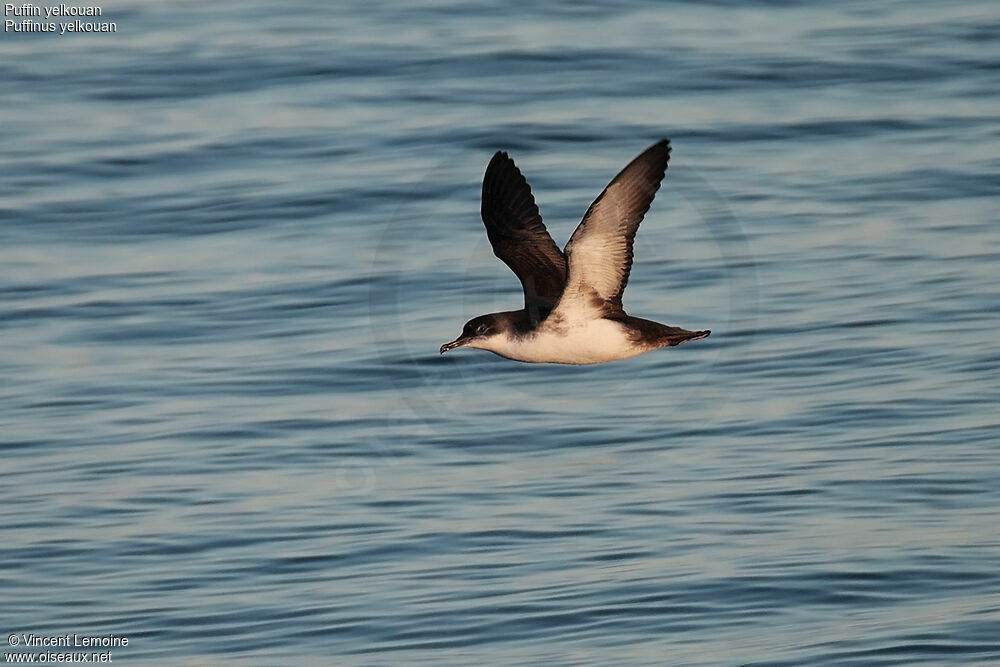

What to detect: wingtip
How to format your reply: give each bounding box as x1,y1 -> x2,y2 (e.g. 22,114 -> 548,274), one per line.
649,138 -> 670,153
486,150 -> 515,174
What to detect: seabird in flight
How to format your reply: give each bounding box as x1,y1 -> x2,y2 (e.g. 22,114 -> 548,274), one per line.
440,139 -> 710,364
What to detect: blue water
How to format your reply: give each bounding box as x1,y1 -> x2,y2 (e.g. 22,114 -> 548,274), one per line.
2,0 -> 999,664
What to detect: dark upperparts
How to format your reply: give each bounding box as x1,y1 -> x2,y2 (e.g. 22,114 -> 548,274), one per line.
480,150 -> 567,315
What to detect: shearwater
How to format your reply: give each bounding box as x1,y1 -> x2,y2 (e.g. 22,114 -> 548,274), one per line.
440,139 -> 710,365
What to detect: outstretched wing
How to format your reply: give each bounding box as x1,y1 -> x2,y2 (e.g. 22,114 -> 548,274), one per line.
552,140 -> 671,320
481,151 -> 567,319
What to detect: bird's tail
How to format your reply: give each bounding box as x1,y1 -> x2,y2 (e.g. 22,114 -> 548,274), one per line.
664,327 -> 711,346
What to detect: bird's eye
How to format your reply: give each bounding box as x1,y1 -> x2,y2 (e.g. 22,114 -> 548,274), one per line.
476,324 -> 489,335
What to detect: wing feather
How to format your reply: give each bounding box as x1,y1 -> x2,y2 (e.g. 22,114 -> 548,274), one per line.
553,140 -> 671,320
481,151 -> 568,318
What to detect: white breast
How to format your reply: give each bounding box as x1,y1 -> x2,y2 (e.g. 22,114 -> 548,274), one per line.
490,318 -> 649,365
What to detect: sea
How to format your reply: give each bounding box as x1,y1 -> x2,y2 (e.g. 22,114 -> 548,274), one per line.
1,0 -> 998,664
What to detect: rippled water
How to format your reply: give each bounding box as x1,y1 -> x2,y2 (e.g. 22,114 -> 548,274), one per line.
2,0 -> 999,664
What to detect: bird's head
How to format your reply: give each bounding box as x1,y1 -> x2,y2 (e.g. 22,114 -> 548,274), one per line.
440,314 -> 505,354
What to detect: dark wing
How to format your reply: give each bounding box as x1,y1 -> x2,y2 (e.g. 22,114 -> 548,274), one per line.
552,139 -> 670,320
481,151 -> 567,319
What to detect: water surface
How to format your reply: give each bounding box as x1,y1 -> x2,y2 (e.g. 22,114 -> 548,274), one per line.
1,0 -> 998,664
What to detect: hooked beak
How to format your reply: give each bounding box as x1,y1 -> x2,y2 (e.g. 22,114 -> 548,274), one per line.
440,336 -> 471,354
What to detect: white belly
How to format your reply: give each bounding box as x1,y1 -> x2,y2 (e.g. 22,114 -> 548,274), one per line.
491,318 -> 649,365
